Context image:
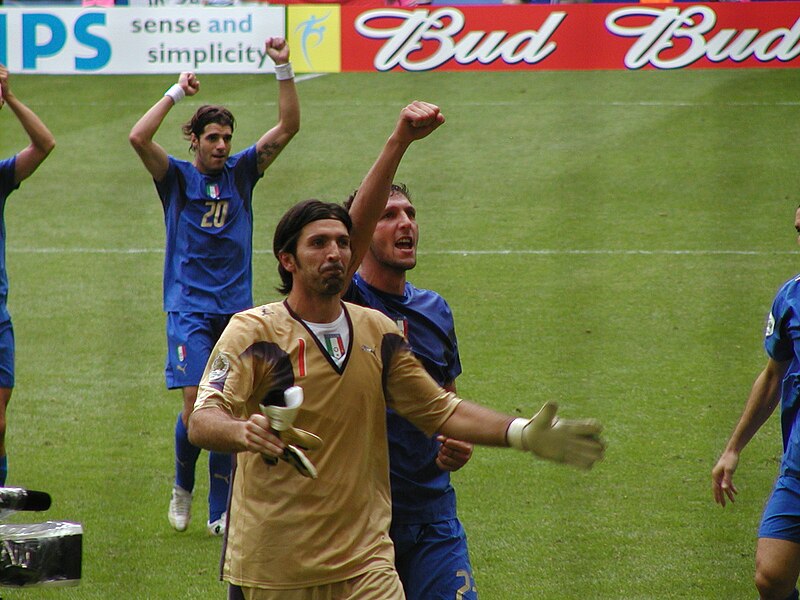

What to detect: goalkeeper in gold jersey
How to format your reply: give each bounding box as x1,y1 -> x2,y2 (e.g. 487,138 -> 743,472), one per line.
189,101 -> 605,600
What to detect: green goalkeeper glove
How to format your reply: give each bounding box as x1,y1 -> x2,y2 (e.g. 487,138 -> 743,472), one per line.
507,402 -> 605,470
260,386 -> 322,479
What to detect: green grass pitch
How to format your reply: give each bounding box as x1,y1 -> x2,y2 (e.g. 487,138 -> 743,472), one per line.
2,67 -> 800,598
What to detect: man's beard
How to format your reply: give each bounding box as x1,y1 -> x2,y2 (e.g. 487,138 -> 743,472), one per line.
319,265 -> 346,295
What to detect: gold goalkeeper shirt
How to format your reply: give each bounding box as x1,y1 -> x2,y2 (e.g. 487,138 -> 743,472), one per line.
194,300 -> 461,589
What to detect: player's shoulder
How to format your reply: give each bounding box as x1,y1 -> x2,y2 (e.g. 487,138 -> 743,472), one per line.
405,281 -> 447,303
404,281 -> 454,317
775,273 -> 800,299
224,302 -> 281,331
169,155 -> 194,171
220,303 -> 292,349
343,301 -> 398,330
226,145 -> 258,169
234,302 -> 288,324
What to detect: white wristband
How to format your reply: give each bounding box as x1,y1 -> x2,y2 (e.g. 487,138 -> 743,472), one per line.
164,83 -> 185,105
274,62 -> 294,81
506,418 -> 528,451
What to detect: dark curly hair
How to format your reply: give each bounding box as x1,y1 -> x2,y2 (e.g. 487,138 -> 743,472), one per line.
182,105 -> 235,152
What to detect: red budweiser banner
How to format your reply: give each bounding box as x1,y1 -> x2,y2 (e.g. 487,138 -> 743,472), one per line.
341,3 -> 800,71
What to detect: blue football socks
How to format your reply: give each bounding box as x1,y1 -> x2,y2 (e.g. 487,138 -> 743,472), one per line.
174,412 -> 200,493
0,455 -> 7,487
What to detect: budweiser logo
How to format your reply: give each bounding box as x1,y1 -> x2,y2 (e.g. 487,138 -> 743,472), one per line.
606,5 -> 800,69
354,8 -> 566,71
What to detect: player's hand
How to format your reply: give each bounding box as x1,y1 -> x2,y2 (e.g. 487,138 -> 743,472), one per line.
260,386 -> 321,477
395,101 -> 445,144
712,451 -> 739,507
179,72 -> 200,96
507,402 -> 605,470
243,413 -> 286,459
265,37 -> 290,65
435,435 -> 473,472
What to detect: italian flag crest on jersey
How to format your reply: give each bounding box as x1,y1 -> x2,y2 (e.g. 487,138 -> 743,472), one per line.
206,183 -> 220,199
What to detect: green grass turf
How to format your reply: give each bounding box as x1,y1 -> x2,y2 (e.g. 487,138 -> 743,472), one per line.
1,67 -> 799,598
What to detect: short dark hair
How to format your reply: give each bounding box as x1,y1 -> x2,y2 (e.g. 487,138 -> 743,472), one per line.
343,183 -> 412,211
273,200 -> 353,295
182,105 -> 235,152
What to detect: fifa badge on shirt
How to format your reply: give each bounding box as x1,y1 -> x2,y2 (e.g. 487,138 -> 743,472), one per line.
395,317 -> 409,339
323,333 -> 345,360
766,312 -> 776,337
206,183 -> 221,199
208,352 -> 231,384
177,344 -> 187,362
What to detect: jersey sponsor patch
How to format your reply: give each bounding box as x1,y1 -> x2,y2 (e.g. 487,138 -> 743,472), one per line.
209,352 -> 231,384
766,312 -> 776,337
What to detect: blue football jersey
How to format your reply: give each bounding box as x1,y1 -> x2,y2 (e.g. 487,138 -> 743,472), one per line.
156,146 -> 262,314
345,272 -> 462,523
0,157 -> 19,320
765,274 -> 800,475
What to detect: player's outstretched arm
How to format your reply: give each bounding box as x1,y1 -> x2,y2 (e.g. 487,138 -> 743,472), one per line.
712,357 -> 788,507
255,37 -> 300,175
435,380 -> 474,471
345,101 -> 445,281
439,399 -> 605,470
129,71 -> 199,182
0,64 -> 56,185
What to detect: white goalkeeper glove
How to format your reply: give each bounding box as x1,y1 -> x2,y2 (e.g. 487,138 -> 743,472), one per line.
507,402 -> 605,470
260,386 -> 323,479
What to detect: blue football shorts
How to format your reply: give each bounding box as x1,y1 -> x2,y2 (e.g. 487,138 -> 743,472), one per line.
165,312 -> 233,389
759,474 -> 800,543
391,518 -> 478,600
0,318 -> 13,389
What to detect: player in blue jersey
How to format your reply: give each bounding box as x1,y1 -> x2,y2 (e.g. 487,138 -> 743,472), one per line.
712,206 -> 800,600
0,64 -> 55,488
343,184 -> 478,599
128,38 -> 299,536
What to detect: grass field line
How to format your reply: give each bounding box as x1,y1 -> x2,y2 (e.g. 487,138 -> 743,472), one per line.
7,247 -> 798,256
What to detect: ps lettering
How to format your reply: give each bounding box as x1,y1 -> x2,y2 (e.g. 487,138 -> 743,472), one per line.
11,12 -> 111,71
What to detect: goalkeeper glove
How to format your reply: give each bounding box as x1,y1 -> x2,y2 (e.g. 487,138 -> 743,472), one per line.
507,402 -> 605,470
260,386 -> 322,479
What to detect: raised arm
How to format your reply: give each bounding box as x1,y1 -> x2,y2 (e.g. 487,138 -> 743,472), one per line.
345,101 -> 444,281
712,357 -> 789,507
0,64 -> 55,185
255,37 -> 300,175
129,71 -> 200,182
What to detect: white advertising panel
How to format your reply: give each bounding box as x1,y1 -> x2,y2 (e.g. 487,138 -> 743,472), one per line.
0,6 -> 285,74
